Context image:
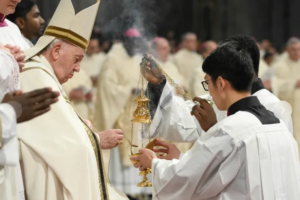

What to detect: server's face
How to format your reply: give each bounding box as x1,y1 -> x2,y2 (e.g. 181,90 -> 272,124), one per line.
205,74 -> 227,111
51,42 -> 84,84
0,0 -> 21,15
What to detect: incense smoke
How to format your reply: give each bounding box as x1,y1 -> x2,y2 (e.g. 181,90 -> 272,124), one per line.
99,0 -> 170,43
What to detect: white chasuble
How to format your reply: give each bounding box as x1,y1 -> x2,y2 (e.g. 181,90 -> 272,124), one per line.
18,55 -> 128,200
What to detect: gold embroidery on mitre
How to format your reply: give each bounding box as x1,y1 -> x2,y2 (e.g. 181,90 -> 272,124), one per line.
44,26 -> 88,50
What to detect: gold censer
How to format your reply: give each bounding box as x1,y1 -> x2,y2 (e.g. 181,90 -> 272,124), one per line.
129,74 -> 153,187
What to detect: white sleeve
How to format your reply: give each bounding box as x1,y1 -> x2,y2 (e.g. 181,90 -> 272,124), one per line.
148,82 -> 226,143
152,128 -> 242,200
0,103 -> 18,166
148,82 -> 200,142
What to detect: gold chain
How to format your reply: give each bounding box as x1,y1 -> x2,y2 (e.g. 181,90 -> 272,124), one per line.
130,123 -> 134,155
152,58 -> 191,101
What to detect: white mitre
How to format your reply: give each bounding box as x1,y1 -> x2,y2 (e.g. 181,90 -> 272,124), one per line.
25,0 -> 100,60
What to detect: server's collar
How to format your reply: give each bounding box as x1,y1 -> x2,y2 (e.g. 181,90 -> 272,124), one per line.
251,78 -> 265,94
227,96 -> 260,116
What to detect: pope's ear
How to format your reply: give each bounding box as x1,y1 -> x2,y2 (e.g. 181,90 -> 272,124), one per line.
51,43 -> 62,61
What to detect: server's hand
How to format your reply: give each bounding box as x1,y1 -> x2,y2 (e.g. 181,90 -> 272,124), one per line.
2,88 -> 60,123
98,129 -> 123,149
153,139 -> 181,160
191,97 -> 217,132
140,53 -> 165,85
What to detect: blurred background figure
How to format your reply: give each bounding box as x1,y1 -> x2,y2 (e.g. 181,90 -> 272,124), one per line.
172,32 -> 203,93
81,32 -> 107,87
272,37 -> 300,158
63,69 -> 94,121
189,40 -> 217,97
7,0 -> 44,47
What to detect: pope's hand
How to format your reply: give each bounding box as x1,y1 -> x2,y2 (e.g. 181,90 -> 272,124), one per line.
2,87 -> 60,123
153,139 -> 181,160
140,53 -> 165,85
191,97 -> 217,132
4,44 -> 26,71
98,129 -> 123,149
130,149 -> 157,171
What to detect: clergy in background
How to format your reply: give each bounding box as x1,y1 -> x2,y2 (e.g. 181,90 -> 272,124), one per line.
94,28 -> 152,197
190,40 -> 217,97
18,0 -> 128,199
63,68 -> 94,121
171,32 -> 203,92
150,36 -> 193,153
272,37 -> 300,158
81,32 -> 107,87
132,41 -> 300,200
7,0 -> 45,47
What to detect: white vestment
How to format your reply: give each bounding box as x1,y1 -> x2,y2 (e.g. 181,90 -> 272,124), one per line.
0,27 -> 30,200
148,81 -> 293,143
0,19 -> 30,49
18,55 -> 128,200
172,49 -> 203,91
81,52 -> 106,78
63,68 -> 93,120
152,109 -> 300,200
0,103 -> 19,200
272,56 -> 300,159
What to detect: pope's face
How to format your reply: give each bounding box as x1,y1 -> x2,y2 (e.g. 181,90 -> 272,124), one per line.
0,0 -> 21,15
52,43 -> 84,84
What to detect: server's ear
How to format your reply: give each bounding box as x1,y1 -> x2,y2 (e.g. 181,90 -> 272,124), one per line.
217,76 -> 226,92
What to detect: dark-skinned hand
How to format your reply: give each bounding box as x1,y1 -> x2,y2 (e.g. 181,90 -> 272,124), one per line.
140,53 -> 165,85
2,88 -> 60,123
191,97 -> 217,132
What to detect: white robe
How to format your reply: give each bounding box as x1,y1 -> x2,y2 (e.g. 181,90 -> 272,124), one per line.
0,19 -> 30,50
172,49 -> 203,92
148,82 -> 293,143
18,55 -> 128,200
63,68 -> 93,120
81,52 -> 106,78
0,34 -> 26,200
152,111 -> 300,200
0,103 -> 19,200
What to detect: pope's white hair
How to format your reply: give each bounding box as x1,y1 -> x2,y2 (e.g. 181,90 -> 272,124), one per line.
41,39 -> 66,55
